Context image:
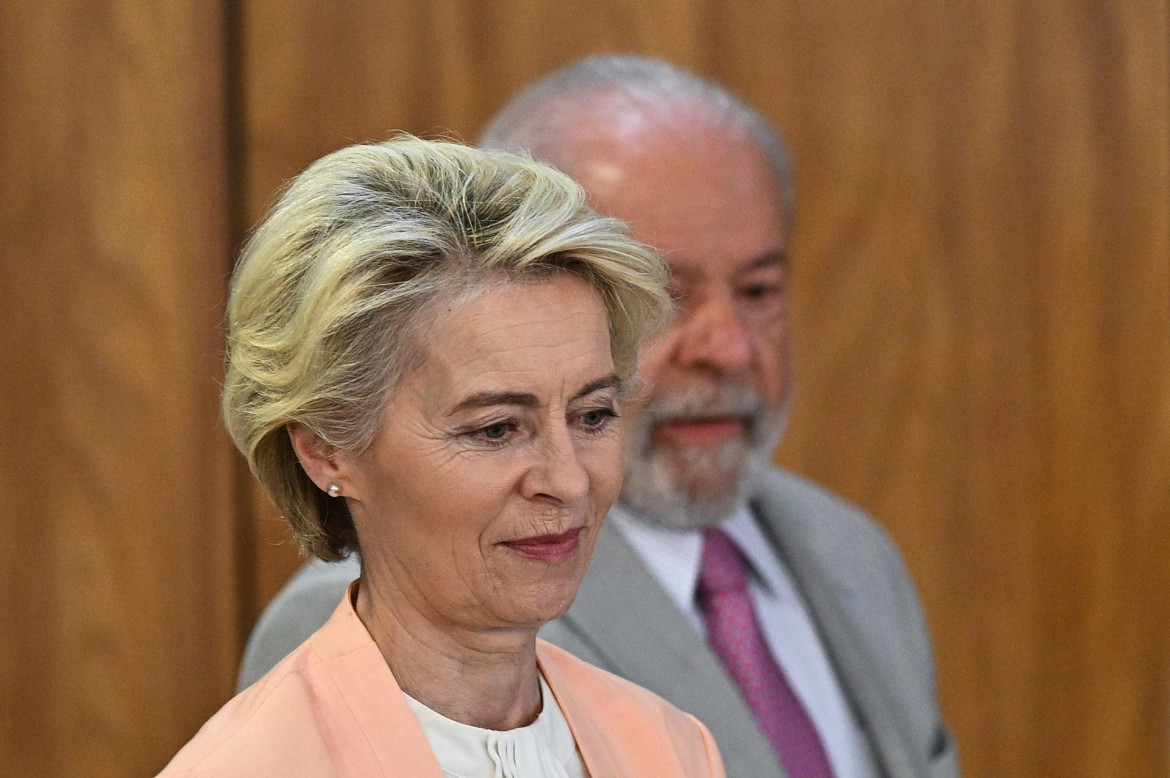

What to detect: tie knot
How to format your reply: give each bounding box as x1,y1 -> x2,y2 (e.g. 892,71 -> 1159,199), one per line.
697,528 -> 750,596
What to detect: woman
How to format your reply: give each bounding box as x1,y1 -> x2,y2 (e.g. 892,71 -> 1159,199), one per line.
160,137 -> 725,776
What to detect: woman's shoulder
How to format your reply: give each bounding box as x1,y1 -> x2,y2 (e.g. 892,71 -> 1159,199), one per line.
157,645 -> 337,775
160,608 -> 444,777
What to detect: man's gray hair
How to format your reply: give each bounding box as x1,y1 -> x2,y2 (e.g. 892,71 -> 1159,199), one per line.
480,54 -> 794,220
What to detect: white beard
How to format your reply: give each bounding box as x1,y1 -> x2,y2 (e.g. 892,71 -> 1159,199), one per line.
618,381 -> 789,532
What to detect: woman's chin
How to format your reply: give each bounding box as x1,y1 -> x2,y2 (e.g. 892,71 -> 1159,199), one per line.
494,576 -> 586,631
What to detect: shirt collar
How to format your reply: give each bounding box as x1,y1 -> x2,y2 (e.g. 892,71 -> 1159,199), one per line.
608,502 -> 779,615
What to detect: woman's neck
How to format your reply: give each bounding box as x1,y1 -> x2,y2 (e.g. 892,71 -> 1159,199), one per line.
354,574 -> 543,730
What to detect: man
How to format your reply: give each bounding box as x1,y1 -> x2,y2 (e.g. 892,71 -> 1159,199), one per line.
238,56 -> 957,778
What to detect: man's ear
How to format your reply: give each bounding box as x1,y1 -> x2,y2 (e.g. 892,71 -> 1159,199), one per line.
288,422 -> 347,494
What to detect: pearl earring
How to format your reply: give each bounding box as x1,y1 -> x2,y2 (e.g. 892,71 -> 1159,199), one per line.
327,484 -> 340,497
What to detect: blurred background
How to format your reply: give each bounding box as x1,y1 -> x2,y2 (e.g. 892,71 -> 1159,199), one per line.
2,2 -> 1167,775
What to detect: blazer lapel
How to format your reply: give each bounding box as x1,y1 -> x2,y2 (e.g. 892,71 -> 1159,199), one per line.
561,522 -> 786,778
312,588 -> 446,776
537,645 -> 625,777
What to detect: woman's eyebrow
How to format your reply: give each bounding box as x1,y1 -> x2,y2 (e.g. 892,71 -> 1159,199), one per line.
573,374 -> 621,401
449,391 -> 539,414
448,374 -> 621,415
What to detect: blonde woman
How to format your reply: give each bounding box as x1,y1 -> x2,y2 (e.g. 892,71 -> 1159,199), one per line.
160,137 -> 724,777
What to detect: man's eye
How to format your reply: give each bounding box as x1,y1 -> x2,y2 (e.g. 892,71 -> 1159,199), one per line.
741,283 -> 781,300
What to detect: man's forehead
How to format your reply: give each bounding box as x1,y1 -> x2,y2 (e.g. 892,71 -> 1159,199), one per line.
535,98 -> 788,275
541,89 -> 743,161
579,149 -> 787,259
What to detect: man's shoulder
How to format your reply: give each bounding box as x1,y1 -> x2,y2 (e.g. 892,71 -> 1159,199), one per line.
280,556 -> 362,598
751,465 -> 868,518
237,556 -> 359,691
750,466 -> 892,544
749,465 -> 913,596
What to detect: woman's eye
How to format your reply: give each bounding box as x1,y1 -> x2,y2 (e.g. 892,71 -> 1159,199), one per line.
578,408 -> 618,431
480,422 -> 511,440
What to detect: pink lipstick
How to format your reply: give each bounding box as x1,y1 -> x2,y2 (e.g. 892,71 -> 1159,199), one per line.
503,529 -> 583,562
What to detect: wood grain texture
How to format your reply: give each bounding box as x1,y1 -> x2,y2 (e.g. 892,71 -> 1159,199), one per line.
3,0 -> 1165,775
0,2 -> 241,774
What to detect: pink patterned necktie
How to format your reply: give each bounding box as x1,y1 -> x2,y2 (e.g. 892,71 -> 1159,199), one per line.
696,527 -> 835,778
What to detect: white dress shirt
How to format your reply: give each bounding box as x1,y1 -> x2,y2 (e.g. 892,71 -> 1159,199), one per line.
610,503 -> 877,778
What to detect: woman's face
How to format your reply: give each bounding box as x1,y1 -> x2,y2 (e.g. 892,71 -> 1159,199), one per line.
341,275 -> 624,633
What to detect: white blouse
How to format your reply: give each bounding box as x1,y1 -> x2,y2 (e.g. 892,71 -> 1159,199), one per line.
405,674 -> 589,778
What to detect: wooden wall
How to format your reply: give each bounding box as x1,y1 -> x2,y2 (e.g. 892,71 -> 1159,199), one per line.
0,3 -> 242,775
3,1 -> 1166,775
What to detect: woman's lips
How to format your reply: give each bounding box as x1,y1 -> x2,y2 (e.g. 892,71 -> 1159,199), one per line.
653,417 -> 747,447
502,528 -> 583,562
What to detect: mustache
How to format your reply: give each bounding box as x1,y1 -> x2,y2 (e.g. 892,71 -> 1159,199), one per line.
640,382 -> 766,428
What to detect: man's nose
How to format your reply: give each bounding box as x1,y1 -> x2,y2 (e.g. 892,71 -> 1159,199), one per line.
672,294 -> 754,374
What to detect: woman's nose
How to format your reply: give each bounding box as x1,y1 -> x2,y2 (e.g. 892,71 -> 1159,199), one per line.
524,426 -> 590,505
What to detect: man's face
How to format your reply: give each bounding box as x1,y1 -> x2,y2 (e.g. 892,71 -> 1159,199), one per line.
563,115 -> 792,529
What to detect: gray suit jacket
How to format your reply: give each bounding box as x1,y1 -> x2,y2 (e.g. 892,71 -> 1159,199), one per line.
237,467 -> 958,778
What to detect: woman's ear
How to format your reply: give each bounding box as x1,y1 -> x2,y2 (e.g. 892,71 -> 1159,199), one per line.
288,422 -> 347,495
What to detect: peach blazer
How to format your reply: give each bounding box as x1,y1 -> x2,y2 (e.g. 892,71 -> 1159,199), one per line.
160,588 -> 725,777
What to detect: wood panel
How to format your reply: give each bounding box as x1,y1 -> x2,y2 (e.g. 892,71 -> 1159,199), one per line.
4,1 -> 1160,775
0,2 -> 241,775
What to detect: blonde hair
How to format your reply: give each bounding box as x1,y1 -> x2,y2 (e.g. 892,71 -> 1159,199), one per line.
222,136 -> 670,560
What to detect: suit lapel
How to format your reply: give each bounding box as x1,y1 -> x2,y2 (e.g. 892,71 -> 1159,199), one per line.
750,477 -> 924,778
562,522 -> 786,778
